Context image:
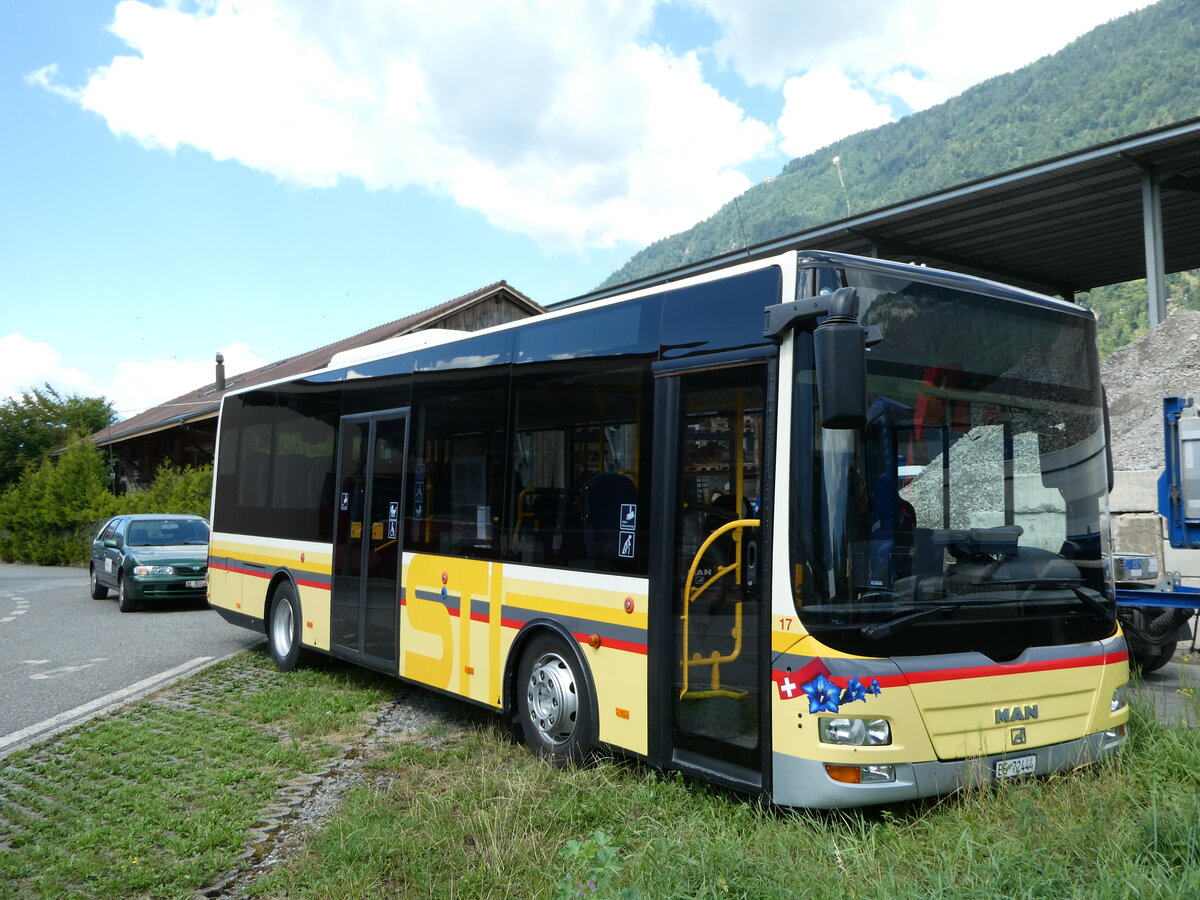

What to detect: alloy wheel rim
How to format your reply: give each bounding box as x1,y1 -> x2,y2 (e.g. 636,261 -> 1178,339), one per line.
273,600 -> 294,656
526,652 -> 578,745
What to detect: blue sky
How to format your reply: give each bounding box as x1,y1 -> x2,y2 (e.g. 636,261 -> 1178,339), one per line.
1,0 -> 1151,420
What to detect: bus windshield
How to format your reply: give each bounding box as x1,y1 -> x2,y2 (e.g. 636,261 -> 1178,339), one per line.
792,266 -> 1114,661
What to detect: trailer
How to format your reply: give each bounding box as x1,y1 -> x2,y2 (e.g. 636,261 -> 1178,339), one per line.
1113,397 -> 1200,671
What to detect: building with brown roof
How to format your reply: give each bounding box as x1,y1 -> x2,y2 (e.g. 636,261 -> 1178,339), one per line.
93,282 -> 542,492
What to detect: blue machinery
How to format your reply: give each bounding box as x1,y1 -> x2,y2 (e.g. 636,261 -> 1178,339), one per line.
1112,398 -> 1200,669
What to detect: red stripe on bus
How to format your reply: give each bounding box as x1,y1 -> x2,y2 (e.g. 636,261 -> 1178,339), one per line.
771,650 -> 1127,690
209,560 -> 330,590
901,650 -> 1127,685
571,632 -> 648,655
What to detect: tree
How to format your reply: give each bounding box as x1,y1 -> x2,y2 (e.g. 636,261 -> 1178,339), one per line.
0,430 -> 116,565
0,385 -> 116,490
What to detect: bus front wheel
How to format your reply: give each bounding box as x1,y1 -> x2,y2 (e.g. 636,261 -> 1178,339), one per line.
517,633 -> 594,766
268,583 -> 306,672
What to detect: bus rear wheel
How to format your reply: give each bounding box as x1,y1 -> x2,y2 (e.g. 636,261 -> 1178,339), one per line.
517,633 -> 594,766
268,583 -> 307,672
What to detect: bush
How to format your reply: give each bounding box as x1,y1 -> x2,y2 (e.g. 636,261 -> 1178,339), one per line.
0,438 -> 211,566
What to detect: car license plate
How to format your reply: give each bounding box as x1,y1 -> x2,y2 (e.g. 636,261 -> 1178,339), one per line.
995,755 -> 1036,779
186,579 -> 207,589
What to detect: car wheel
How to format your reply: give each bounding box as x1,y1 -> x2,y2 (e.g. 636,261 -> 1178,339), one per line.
89,566 -> 108,600
516,632 -> 595,766
268,582 -> 308,672
117,574 -> 138,612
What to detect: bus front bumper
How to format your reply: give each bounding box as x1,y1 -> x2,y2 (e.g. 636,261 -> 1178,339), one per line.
771,726 -> 1127,809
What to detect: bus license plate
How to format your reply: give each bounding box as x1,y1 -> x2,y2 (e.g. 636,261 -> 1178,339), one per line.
995,755 -> 1036,779
186,579 -> 207,589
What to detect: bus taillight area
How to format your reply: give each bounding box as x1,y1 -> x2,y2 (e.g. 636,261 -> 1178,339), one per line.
768,633 -> 1129,809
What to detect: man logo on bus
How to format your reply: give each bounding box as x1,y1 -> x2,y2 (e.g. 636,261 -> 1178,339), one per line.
995,704 -> 1039,724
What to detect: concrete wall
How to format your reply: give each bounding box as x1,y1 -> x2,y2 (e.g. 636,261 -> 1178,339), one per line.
1111,468 -> 1200,587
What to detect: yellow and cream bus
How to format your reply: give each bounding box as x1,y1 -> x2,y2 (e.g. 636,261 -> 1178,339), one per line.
208,249 -> 1128,808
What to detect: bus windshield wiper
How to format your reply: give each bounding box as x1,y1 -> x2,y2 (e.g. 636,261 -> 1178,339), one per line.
1069,585 -> 1116,624
976,577 -> 1114,624
860,605 -> 952,640
859,601 -> 1018,640
859,583 -> 1114,641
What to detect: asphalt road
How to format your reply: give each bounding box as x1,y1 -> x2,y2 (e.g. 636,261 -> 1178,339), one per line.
1132,638 -> 1200,725
0,562 -> 263,756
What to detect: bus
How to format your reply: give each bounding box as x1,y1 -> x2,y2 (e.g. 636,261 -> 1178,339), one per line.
207,249 -> 1128,808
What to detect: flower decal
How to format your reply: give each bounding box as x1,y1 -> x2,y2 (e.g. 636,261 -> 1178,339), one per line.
840,677 -> 867,705
803,673 -> 842,713
866,678 -> 882,696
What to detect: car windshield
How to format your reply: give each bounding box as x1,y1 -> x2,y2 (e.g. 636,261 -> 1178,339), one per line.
126,519 -> 210,547
791,265 -> 1114,661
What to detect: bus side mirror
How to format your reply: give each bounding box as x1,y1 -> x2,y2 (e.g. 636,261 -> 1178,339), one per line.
814,287 -> 870,430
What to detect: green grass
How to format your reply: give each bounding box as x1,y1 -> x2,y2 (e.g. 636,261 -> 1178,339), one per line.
254,693 -> 1200,900
0,650 -> 393,899
3,652 -> 1199,899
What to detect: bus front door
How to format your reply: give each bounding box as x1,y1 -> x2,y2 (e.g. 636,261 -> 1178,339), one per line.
656,363 -> 768,788
331,409 -> 409,669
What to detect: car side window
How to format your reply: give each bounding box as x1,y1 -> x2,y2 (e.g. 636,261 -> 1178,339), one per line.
99,521 -> 117,542
113,519 -> 129,547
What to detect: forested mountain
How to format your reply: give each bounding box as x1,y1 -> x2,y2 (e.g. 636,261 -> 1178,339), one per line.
602,0 -> 1200,353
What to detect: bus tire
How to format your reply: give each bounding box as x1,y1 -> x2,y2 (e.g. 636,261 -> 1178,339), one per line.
268,582 -> 307,672
516,633 -> 594,766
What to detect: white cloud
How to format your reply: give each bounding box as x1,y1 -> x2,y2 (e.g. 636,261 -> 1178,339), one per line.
698,0 -> 1153,110
108,342 -> 266,420
29,0 -> 1155,254
0,333 -> 264,421
0,333 -> 100,402
37,0 -> 773,251
777,65 -> 896,159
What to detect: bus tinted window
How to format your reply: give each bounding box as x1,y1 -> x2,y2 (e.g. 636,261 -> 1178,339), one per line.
406,366 -> 511,560
516,296 -> 660,363
660,267 -> 781,359
510,362 -> 650,575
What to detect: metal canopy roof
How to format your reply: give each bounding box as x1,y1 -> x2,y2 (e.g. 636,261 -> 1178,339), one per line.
575,117 -> 1200,310
790,116 -> 1200,299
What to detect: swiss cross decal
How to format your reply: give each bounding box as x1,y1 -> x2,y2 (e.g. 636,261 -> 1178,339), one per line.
777,675 -> 800,700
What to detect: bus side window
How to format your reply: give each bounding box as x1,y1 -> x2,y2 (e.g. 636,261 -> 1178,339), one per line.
407,378 -> 510,560
511,364 -> 650,574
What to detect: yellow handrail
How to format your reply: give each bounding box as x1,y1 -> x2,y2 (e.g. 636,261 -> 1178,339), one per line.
679,517 -> 759,699
512,487 -> 535,540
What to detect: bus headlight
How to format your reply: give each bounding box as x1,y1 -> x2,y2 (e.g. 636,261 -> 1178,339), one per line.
1111,685 -> 1129,713
819,717 -> 891,746
133,565 -> 176,576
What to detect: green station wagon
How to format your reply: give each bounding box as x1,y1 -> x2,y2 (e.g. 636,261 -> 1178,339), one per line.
88,514 -> 211,612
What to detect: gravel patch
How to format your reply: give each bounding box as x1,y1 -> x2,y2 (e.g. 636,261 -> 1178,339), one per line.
1101,310 -> 1200,471
198,684 -> 485,899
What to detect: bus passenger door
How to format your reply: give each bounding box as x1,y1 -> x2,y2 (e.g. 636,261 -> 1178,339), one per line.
331,409 -> 409,670
653,362 -> 768,788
